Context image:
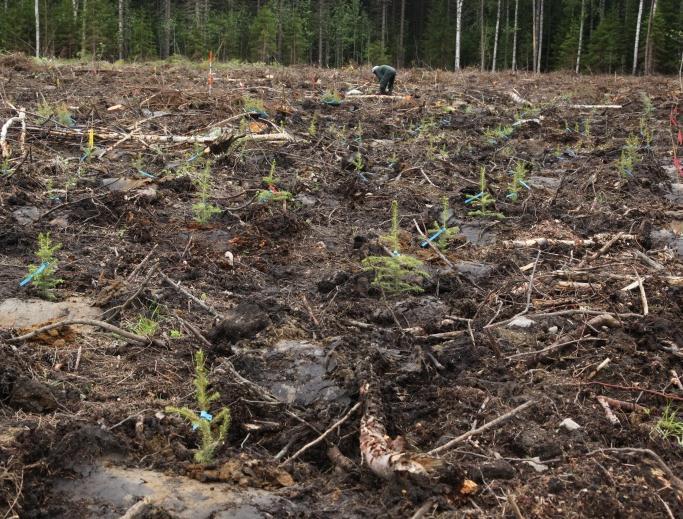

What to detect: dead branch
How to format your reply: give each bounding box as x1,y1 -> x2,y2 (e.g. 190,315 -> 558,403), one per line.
567,104 -> 622,109
632,250 -> 665,271
158,270 -> 224,319
280,401 -> 361,466
487,308 -> 640,329
596,395 -> 620,425
671,370 -> 683,391
0,107 -> 26,158
577,232 -> 624,268
598,396 -> 648,413
428,400 -> 535,455
507,90 -> 532,106
6,318 -> 165,347
503,234 -> 637,249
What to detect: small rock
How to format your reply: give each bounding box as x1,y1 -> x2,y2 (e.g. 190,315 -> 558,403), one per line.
508,316 -> 536,329
294,193 -> 317,207
548,326 -> 559,334
559,418 -> 581,431
12,206 -> 40,225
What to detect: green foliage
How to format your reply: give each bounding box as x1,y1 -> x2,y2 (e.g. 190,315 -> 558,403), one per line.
483,125 -> 514,143
256,189 -> 293,203
362,200 -> 429,295
165,350 -> 232,464
361,254 -> 429,295
170,329 -> 183,339
469,167 -> 504,219
131,304 -> 161,337
507,161 -> 529,202
243,96 -> 265,114
428,197 -> 459,250
308,113 -> 318,137
27,233 -> 63,299
321,91 -> 342,105
617,134 -> 642,178
192,161 -> 221,224
250,4 -> 277,61
653,405 -> 683,446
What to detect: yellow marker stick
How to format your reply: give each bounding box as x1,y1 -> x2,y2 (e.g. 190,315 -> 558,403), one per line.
88,129 -> 94,151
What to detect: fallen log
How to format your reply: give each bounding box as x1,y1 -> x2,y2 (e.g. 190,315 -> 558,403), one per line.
359,365 -> 469,495
503,233 -> 637,249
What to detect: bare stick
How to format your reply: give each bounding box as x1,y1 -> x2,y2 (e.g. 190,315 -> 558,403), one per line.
633,250 -> 665,271
508,494 -> 526,519
175,314 -> 212,348
598,396 -> 648,413
127,244 -> 158,282
0,107 -> 26,158
280,402 -> 361,466
506,337 -> 605,360
428,400 -> 535,455
670,370 -> 683,391
486,309 -> 640,329
503,234 -> 636,248
577,231 -> 624,268
596,396 -> 620,425
158,270 -> 223,319
6,319 -> 165,347
102,264 -> 158,322
634,268 -> 649,316
409,499 -> 435,519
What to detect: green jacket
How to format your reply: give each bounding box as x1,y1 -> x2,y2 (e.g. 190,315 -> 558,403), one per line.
373,65 -> 396,82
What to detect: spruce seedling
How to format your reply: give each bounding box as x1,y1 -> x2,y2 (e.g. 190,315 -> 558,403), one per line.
362,200 -> 430,295
257,160 -> 292,203
192,160 -> 221,224
618,134 -> 642,178
166,350 -> 232,464
467,167 -> 504,219
426,197 -> 460,250
24,232 -> 63,299
507,161 -> 530,202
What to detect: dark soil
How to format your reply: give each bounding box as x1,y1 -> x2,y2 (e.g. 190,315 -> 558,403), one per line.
0,58 -> 682,518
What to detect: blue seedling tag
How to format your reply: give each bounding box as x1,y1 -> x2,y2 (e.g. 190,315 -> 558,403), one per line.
465,192 -> 484,205
20,262 -> 49,287
421,227 -> 445,248
192,411 -> 213,430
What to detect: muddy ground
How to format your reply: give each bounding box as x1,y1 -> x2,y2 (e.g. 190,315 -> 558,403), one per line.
0,54 -> 682,518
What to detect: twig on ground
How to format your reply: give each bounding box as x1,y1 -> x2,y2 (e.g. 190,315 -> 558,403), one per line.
597,396 -> 648,413
428,400 -> 535,455
6,319 -> 165,347
577,232 -> 624,268
634,268 -> 649,316
596,395 -> 620,425
158,270 -> 224,319
127,245 -> 158,282
670,370 -> 683,391
280,402 -> 361,466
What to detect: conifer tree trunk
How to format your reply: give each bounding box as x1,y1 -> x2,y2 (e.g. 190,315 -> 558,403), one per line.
504,0 -> 509,69
318,0 -> 324,67
492,0 -> 501,72
576,0 -> 585,74
480,0 -> 485,71
632,0 -> 644,74
381,0 -> 388,56
81,0 -> 87,57
511,0 -> 518,72
644,0 -> 657,75
455,0 -> 463,70
34,0 -> 40,58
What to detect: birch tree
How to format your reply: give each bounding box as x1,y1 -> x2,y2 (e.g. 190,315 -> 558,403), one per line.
398,0 -> 405,67
632,0 -> 644,74
480,0 -> 485,72
644,0 -> 657,75
118,0 -> 125,60
532,0 -> 537,71
536,0 -> 544,73
492,0 -> 501,72
34,0 -> 40,58
511,0 -> 518,72
576,0 -> 585,73
454,0 -> 464,70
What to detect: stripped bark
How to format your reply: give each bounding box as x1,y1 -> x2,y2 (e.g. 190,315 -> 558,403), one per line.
359,365 -> 466,494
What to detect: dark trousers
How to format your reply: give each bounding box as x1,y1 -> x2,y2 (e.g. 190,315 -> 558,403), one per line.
379,71 -> 395,94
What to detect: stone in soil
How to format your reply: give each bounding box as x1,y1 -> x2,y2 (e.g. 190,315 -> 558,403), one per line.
0,297 -> 101,330
207,302 -> 270,345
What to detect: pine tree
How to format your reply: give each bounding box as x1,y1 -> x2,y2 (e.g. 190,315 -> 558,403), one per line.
250,3 -> 278,62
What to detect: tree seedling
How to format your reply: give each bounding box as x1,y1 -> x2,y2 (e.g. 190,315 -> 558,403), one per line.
257,160 -> 292,203
321,91 -> 342,106
21,232 -> 63,299
166,350 -> 231,464
192,160 -> 222,224
507,161 -> 531,202
243,96 -> 267,118
131,304 -> 161,337
362,200 -> 430,295
483,124 -> 514,144
617,134 -> 642,178
424,197 -> 460,250
466,167 -> 504,219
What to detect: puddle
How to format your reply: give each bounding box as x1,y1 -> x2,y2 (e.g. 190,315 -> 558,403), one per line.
239,340 -> 349,407
51,462 -> 289,518
12,205 -> 40,225
0,297 -> 100,330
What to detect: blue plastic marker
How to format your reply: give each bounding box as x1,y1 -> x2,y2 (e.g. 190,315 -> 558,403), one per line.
192,410 -> 213,430
137,170 -> 156,179
421,227 -> 445,248
519,180 -> 531,190
20,262 -> 49,287
465,192 -> 484,205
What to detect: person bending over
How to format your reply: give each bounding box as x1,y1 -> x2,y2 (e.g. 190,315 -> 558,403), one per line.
372,65 -> 396,95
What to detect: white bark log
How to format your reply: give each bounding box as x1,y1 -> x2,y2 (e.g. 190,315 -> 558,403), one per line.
633,0 -> 644,74
118,0 -> 124,61
0,108 -> 26,159
536,0 -> 544,73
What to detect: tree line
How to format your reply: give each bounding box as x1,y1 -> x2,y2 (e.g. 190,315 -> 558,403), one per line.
1,0 -> 681,74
